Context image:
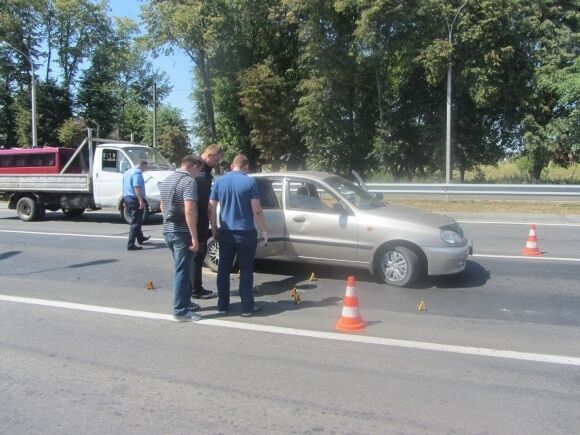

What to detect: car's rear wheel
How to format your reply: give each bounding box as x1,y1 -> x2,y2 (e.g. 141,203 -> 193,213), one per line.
204,237 -> 220,272
376,245 -> 419,287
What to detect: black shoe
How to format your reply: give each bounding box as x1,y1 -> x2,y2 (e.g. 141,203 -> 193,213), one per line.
241,307 -> 261,318
192,288 -> 216,299
127,245 -> 142,251
138,235 -> 151,244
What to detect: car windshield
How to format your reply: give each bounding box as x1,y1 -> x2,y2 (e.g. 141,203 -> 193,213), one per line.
124,147 -> 173,170
324,175 -> 384,209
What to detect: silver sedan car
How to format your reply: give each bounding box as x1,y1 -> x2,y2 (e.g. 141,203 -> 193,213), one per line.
205,171 -> 472,287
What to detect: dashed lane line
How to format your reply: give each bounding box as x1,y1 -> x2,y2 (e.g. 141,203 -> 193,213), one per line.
2,229 -> 579,263
1,294 -> 579,367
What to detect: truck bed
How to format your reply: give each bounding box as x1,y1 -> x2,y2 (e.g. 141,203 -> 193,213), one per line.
0,174 -> 92,193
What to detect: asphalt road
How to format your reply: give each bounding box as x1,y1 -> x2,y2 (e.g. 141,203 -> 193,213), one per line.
1,206 -> 579,434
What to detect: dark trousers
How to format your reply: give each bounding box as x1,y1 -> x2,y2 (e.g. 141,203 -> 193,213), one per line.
216,229 -> 257,313
125,196 -> 144,248
192,221 -> 209,292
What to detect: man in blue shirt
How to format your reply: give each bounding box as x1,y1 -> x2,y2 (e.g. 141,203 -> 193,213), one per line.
122,159 -> 150,251
209,155 -> 267,317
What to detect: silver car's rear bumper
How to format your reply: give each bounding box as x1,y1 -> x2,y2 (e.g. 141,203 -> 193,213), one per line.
424,240 -> 472,276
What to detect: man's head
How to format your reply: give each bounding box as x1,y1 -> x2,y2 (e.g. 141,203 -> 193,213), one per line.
181,155 -> 204,178
137,159 -> 148,171
201,144 -> 223,168
231,154 -> 250,173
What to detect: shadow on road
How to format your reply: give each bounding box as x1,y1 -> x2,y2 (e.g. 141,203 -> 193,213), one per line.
419,260 -> 490,290
0,251 -> 21,261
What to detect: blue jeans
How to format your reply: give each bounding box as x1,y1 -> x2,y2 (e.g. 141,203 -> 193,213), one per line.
217,229 -> 257,313
125,196 -> 144,248
164,232 -> 194,316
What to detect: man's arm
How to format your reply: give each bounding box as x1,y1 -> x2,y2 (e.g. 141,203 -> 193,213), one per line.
133,186 -> 145,209
209,199 -> 219,240
133,173 -> 146,209
251,198 -> 267,236
184,199 -> 199,252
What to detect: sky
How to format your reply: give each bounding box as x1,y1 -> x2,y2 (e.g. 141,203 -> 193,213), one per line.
108,0 -> 195,126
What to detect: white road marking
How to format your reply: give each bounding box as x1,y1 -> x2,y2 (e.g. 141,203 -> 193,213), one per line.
457,220 -> 580,227
1,294 -> 579,367
0,229 -> 164,241
473,254 -> 580,263
1,229 -> 579,263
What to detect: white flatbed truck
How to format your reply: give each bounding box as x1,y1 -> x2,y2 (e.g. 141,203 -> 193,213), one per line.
0,132 -> 174,222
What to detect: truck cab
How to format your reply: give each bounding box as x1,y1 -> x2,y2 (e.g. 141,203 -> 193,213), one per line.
92,144 -> 174,222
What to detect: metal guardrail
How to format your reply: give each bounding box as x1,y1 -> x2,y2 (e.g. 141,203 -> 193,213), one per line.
366,183 -> 580,197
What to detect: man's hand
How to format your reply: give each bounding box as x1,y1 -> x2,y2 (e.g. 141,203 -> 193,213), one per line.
189,239 -> 199,252
138,199 -> 145,210
260,231 -> 268,247
211,228 -> 219,242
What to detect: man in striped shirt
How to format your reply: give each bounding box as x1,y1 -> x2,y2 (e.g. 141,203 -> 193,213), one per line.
160,155 -> 204,322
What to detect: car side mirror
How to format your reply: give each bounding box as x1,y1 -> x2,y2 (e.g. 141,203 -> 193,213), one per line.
331,202 -> 347,214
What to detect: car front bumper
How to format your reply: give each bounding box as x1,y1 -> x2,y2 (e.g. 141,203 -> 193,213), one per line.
424,240 -> 472,276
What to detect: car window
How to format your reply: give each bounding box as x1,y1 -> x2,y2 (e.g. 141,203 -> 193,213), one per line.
287,180 -> 342,213
256,178 -> 281,209
324,175 -> 384,209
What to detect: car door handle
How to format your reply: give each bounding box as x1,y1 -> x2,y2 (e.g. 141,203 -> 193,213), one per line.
292,216 -> 305,222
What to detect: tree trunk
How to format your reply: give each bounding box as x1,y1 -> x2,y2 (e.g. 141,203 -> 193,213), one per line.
197,51 -> 217,142
375,61 -> 384,127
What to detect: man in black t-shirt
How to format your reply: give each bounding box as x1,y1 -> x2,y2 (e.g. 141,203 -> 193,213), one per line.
192,144 -> 223,299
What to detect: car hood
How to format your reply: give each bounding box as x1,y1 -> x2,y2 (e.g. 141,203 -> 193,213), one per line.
360,203 -> 456,228
143,170 -> 174,183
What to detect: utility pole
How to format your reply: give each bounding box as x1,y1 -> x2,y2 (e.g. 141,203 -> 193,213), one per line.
1,39 -> 38,147
152,82 -> 157,149
444,1 -> 468,185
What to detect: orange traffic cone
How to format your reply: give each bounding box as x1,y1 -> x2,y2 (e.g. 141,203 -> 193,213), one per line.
522,224 -> 542,256
335,276 -> 365,332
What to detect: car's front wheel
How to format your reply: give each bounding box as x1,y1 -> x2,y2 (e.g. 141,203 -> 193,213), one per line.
376,245 -> 420,287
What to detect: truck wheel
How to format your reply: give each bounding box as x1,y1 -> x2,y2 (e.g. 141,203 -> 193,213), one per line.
62,208 -> 85,218
16,197 -> 39,222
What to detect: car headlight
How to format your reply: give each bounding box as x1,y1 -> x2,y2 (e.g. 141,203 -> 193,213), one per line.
440,230 -> 462,245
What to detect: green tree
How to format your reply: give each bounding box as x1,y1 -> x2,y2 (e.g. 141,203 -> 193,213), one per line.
289,0 -> 375,174
142,106 -> 190,164
238,62 -> 301,167
57,117 -> 88,147
142,0 -> 223,141
49,0 -> 111,95
37,79 -> 71,145
0,0 -> 47,147
520,0 -> 579,180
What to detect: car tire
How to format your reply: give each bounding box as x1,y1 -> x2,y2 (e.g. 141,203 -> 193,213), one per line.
16,197 -> 39,222
204,237 -> 220,273
376,245 -> 420,287
121,201 -> 150,224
